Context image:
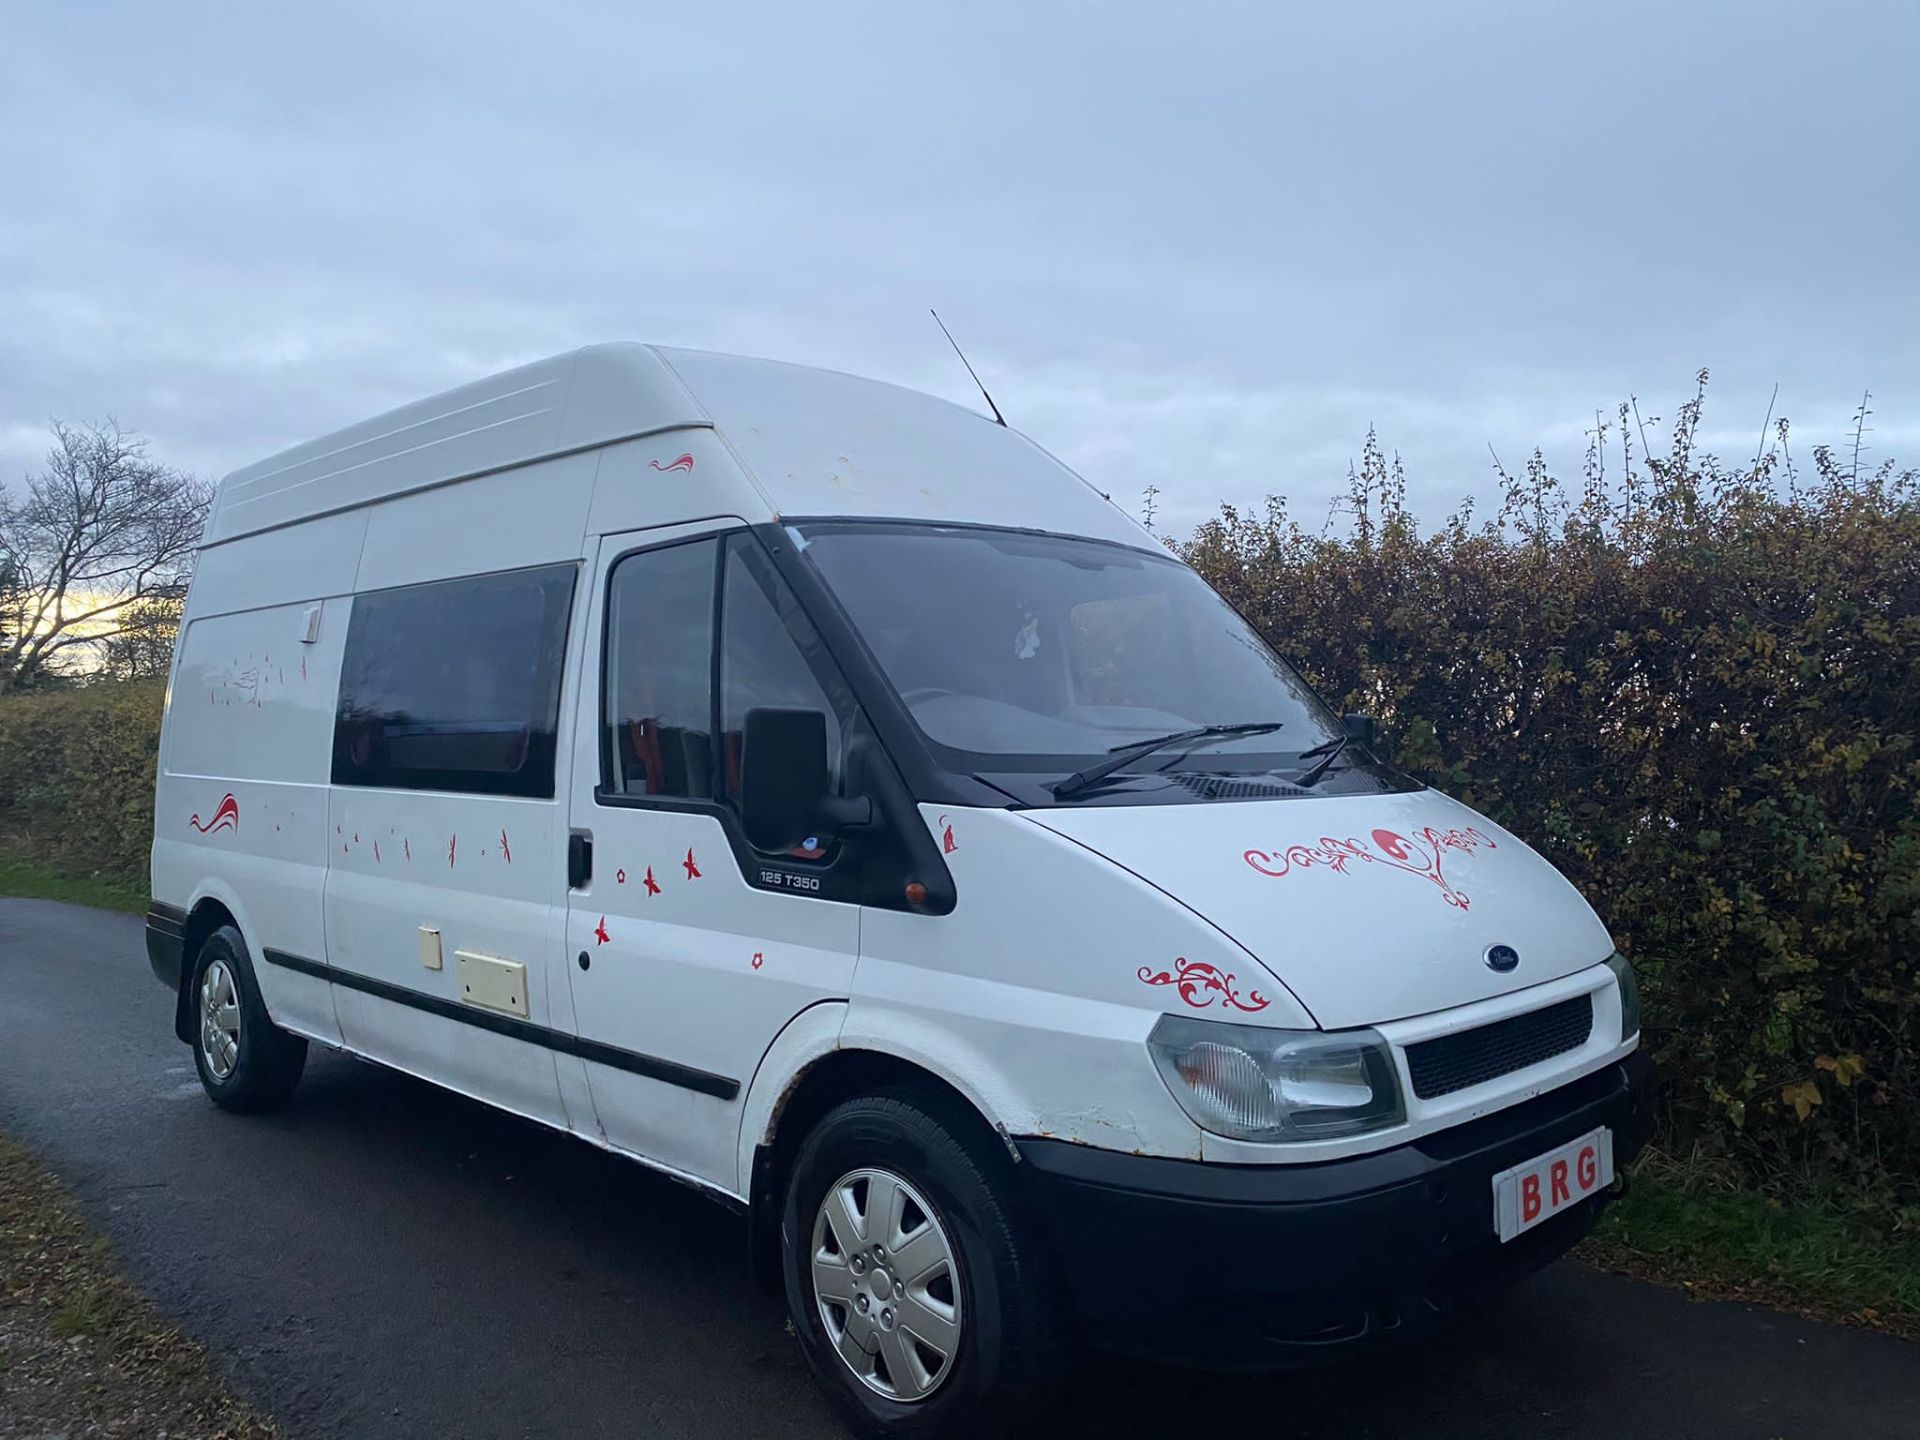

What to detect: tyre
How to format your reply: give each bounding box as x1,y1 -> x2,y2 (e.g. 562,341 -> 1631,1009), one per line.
780,1087 -> 1065,1438
190,924 -> 307,1112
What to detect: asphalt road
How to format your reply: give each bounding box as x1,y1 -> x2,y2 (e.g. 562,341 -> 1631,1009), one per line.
1,897 -> 1915,1439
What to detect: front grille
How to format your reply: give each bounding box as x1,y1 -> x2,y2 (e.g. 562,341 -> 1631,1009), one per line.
1405,994 -> 1594,1100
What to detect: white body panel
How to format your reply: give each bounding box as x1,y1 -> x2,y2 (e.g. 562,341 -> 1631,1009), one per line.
1026,788 -> 1616,1029
560,521 -> 862,1190
847,805 -> 1313,1162
857,806 -> 1634,1169
152,341 -> 1633,1215
652,348 -> 1141,545
205,346 -> 705,545
324,783 -> 572,1127
154,585 -> 350,1044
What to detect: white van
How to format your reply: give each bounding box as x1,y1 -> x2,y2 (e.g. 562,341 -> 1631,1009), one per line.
147,344 -> 1654,1436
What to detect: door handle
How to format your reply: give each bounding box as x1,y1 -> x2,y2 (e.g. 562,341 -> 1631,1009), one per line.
568,832 -> 593,889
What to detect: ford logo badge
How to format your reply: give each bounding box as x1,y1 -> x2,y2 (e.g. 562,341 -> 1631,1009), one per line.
1485,944 -> 1520,973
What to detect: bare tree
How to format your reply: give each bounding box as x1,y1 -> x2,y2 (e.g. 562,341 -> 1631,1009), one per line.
94,582 -> 191,681
0,422 -> 210,693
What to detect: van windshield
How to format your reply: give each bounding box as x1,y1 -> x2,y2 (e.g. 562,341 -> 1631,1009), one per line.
793,522 -> 1349,799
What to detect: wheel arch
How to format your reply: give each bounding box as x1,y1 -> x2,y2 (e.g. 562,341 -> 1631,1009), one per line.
745,1043 -> 1018,1293
170,891 -> 246,1043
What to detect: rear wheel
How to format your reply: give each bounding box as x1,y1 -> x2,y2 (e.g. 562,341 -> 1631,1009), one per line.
190,925 -> 306,1112
780,1087 -> 1066,1438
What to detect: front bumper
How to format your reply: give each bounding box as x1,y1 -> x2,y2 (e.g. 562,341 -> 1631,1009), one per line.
1015,1048 -> 1657,1369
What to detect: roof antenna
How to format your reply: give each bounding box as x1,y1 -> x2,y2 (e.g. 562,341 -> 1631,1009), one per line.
930,309 -> 1007,426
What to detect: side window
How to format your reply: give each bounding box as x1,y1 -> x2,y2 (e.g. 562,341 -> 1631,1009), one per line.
720,534 -> 857,817
604,538 -> 717,798
333,563 -> 577,797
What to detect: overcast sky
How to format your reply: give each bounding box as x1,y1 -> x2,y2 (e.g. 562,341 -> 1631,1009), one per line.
4,1 -> 1915,535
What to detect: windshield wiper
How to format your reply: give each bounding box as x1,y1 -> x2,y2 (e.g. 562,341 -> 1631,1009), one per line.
1293,732 -> 1355,787
1050,723 -> 1285,799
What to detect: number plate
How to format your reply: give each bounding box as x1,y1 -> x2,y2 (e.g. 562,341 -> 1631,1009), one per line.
1491,1126 -> 1613,1242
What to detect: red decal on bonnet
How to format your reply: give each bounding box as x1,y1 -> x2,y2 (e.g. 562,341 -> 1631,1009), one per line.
643,866 -> 661,896
1138,958 -> 1270,1013
188,794 -> 240,835
683,848 -> 701,880
448,834 -> 457,868
649,453 -> 695,474
1244,826 -> 1496,910
938,814 -> 957,854
499,828 -> 512,864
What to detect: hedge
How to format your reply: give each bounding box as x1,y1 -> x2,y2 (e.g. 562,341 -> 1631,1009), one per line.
0,680 -> 163,885
1184,391 -> 1918,1215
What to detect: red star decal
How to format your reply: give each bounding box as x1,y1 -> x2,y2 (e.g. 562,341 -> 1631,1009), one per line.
683,848 -> 701,880
643,866 -> 660,896
593,915 -> 610,946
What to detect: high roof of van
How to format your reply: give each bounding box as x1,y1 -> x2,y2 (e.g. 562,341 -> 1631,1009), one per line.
204,343 -> 1146,550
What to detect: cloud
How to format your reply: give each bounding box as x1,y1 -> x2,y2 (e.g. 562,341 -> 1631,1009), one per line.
3,0 -> 1915,532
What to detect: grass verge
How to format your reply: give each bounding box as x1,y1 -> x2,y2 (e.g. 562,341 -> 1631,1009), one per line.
0,1133 -> 280,1438
1577,1151 -> 1920,1341
0,845 -> 145,914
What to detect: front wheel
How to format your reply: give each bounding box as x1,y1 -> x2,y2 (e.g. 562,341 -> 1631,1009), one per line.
190,925 -> 307,1112
780,1088 -> 1066,1438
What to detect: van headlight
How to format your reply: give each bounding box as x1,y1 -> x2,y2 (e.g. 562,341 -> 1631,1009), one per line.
1605,951 -> 1641,1041
1147,1015 -> 1406,1143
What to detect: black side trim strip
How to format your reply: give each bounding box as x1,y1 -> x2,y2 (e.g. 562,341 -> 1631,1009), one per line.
262,948 -> 739,1101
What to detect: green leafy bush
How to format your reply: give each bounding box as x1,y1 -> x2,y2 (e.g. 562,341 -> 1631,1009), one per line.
1184,381 -> 1919,1213
0,680 -> 163,885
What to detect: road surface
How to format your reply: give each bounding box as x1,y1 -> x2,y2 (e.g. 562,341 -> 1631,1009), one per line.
1,897 -> 1914,1439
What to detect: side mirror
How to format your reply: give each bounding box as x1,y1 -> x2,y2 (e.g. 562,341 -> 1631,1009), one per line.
1342,712 -> 1377,749
740,707 -> 831,853
739,707 -> 875,853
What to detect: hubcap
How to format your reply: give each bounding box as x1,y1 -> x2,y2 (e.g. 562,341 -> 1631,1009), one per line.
199,957 -> 241,1081
810,1167 -> 962,1402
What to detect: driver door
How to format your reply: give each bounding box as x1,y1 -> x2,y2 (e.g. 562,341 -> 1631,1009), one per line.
561,523 -> 862,1191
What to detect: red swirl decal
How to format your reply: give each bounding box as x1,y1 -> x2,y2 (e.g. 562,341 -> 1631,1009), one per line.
188,793 -> 240,835
648,453 -> 695,474
1138,957 -> 1270,1013
1244,826 -> 1496,910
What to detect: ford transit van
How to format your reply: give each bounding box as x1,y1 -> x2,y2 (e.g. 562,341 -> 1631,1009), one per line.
147,343 -> 1655,1436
